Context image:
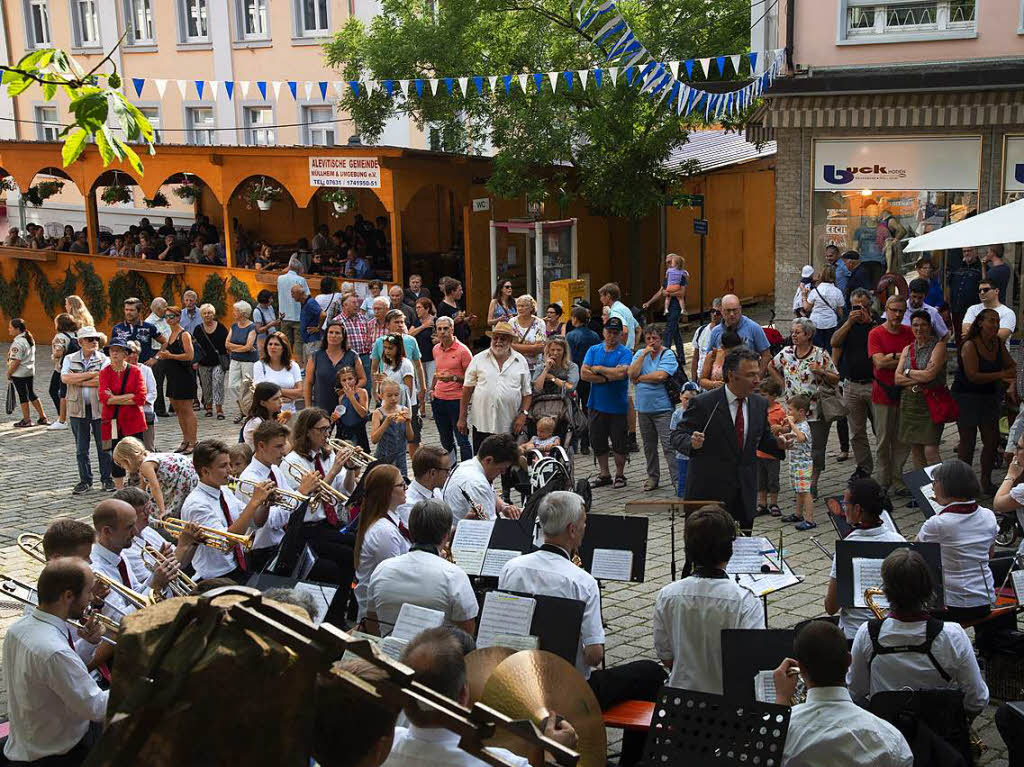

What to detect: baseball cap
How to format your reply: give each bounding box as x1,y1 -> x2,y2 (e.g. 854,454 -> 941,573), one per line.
604,317 -> 624,331
801,265 -> 814,279
107,338 -> 131,350
682,381 -> 700,393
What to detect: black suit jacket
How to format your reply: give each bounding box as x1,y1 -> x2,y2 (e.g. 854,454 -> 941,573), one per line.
669,387 -> 778,528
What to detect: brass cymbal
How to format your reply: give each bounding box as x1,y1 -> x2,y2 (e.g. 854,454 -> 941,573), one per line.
479,650 -> 605,767
465,646 -> 516,705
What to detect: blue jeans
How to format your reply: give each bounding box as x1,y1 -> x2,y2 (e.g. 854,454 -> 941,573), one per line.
676,457 -> 688,497
663,298 -> 685,362
433,397 -> 472,462
69,416 -> 112,486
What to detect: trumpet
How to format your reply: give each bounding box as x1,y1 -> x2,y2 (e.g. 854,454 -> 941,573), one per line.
0,573 -> 118,644
151,517 -> 254,553
284,462 -> 349,507
230,475 -> 311,512
135,541 -> 197,597
18,533 -> 154,610
326,438 -> 375,469
864,587 -> 888,619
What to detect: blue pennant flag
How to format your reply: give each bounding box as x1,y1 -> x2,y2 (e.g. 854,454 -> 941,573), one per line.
595,20 -> 625,46
444,78 -> 454,94
384,80 -> 394,96
319,81 -> 328,100
715,55 -> 726,76
688,89 -> 700,114
563,71 -> 573,91
532,73 -> 543,93
594,69 -> 603,88
624,66 -> 636,86
619,41 -> 642,59
503,74 -> 513,94
256,81 -> 267,99
414,79 -> 424,97
224,81 -> 235,100
684,59 -> 694,79
195,80 -> 205,99
287,81 -> 298,99
132,78 -> 145,97
638,61 -> 657,81
607,31 -> 633,59
472,76 -> 482,93
669,80 -> 680,103
747,52 -> 758,73
349,81 -> 361,97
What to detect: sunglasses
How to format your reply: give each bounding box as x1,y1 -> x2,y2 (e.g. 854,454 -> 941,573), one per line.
979,288 -> 992,293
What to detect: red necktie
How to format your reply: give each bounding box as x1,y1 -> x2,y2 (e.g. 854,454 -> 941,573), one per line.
735,398 -> 745,450
117,558 -> 131,587
66,628 -> 76,651
398,521 -> 411,541
219,494 -> 248,573
315,457 -> 340,528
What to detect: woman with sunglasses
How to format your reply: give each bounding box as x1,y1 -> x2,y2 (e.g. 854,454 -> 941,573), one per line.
156,306 -> 198,454
487,279 -> 516,328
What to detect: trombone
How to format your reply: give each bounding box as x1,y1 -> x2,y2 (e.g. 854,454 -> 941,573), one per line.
230,475 -> 311,512
0,573 -> 118,644
134,540 -> 197,597
326,438 -> 375,469
150,517 -> 255,553
284,462 -> 348,506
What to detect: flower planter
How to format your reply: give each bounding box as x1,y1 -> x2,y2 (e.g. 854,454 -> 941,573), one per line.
257,199 -> 273,211
333,201 -> 350,214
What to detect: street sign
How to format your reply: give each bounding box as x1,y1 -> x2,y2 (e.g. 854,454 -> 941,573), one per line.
693,218 -> 708,236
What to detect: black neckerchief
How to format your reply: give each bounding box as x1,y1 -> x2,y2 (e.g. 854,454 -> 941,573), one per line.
540,544 -> 570,560
852,519 -> 883,530
410,544 -> 440,557
693,567 -> 728,579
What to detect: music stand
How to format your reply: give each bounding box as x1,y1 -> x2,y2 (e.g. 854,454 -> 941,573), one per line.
243,571 -> 338,626
903,465 -> 941,518
643,686 -> 790,767
721,629 -> 796,702
625,499 -> 720,581
835,540 -> 944,609
493,589 -> 584,667
577,514 -> 648,582
268,500 -> 316,577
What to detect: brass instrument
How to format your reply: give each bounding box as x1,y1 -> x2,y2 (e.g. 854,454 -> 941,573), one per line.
570,549 -> 584,568
0,573 -> 118,643
151,517 -> 255,553
326,437 -> 375,469
135,541 -> 197,597
864,587 -> 888,619
229,475 -> 311,512
284,462 -> 349,506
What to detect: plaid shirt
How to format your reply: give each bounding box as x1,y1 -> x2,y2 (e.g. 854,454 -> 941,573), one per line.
337,311 -> 374,355
368,319 -> 388,347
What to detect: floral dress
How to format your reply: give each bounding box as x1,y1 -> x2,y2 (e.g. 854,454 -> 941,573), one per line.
130,452 -> 199,518
771,345 -> 839,423
512,315 -> 548,373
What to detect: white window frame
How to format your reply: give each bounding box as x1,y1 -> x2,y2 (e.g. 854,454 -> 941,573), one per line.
35,105 -> 60,141
70,0 -> 101,47
124,0 -> 155,45
1018,0 -> 1024,34
136,105 -> 162,144
294,0 -> 330,38
25,0 -> 52,48
178,0 -> 210,42
302,104 -> 336,146
837,0 -> 978,44
236,0 -> 269,39
243,105 -> 275,146
185,105 -> 216,145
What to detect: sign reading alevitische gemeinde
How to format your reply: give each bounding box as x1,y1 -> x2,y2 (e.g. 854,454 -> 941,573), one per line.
309,157 -> 381,188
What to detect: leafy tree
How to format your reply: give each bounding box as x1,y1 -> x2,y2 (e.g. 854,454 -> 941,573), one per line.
0,41 -> 155,173
324,0 -> 753,219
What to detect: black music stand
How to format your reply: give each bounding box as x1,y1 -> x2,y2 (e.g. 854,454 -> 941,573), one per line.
268,501 -> 316,577
643,686 -> 790,767
826,496 -> 902,539
577,514 -> 648,582
243,571 -> 338,625
490,589 -> 584,667
721,629 -> 796,702
835,540 -> 944,609
625,500 -> 718,581
490,518 -> 536,555
903,465 -> 940,518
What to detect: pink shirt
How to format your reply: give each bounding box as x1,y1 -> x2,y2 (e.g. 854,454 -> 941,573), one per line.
432,339 -> 473,400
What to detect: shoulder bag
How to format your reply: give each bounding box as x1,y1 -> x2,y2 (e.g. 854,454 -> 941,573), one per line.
812,285 -> 843,325
814,348 -> 848,423
911,345 -> 958,425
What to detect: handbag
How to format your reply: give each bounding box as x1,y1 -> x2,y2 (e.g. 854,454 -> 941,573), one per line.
813,349 -> 847,422
5,380 -> 15,415
911,345 -> 958,425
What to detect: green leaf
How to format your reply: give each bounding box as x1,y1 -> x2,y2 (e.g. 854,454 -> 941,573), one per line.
42,80 -> 57,101
5,77 -> 34,97
119,141 -> 144,175
94,126 -> 116,166
61,128 -> 88,167
1,69 -> 27,85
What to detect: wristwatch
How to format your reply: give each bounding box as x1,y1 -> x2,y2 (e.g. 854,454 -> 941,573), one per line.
518,409 -> 529,417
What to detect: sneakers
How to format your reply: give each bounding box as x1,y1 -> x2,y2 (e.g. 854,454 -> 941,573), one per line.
47,420 -> 69,430
72,482 -> 91,495
794,520 -> 818,531
102,480 -> 116,492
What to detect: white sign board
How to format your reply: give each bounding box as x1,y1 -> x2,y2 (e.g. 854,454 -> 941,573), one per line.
309,156 -> 381,188
1005,136 -> 1024,193
813,137 -> 981,192
472,197 -> 491,212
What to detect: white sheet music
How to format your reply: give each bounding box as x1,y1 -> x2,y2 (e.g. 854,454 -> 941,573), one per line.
852,557 -> 889,609
924,463 -> 940,480
452,519 -> 495,577
480,549 -> 520,578
591,548 -> 633,581
476,592 -> 537,649
493,633 -> 540,651
1012,570 -> 1024,602
291,582 -> 337,626
341,630 -> 381,665
919,483 -> 945,515
754,670 -> 776,704
737,562 -> 802,597
881,511 -> 900,536
391,603 -> 445,643
727,537 -> 775,574
379,635 -> 408,661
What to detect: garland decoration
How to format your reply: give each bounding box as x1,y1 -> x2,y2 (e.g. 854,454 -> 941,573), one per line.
75,261 -> 107,324
0,259 -> 106,321
160,273 -> 187,306
27,263 -> 77,316
0,261 -> 30,318
200,273 -> 227,317
108,270 -> 153,317
228,276 -> 257,311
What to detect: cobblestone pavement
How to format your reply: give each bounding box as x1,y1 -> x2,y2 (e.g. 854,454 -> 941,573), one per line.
0,339 -> 1014,765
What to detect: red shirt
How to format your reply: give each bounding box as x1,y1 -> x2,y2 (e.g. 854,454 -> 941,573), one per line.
98,363 -> 148,442
868,323 -> 914,405
432,339 -> 473,400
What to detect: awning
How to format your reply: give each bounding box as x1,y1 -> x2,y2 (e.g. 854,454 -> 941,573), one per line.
904,199 -> 1024,253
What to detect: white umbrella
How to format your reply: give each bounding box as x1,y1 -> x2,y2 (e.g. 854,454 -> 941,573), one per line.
904,198 -> 1024,253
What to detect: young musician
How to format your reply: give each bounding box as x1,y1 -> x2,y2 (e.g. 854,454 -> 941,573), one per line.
179,439 -> 274,583
395,446 -> 449,525
2,559 -> 109,766
652,505 -> 764,694
353,464 -> 410,625
112,486 -> 181,587
442,434 -> 521,523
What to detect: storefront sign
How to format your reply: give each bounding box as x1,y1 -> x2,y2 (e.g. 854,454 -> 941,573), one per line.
813,137 -> 981,192
1005,136 -> 1024,193
308,157 -> 381,188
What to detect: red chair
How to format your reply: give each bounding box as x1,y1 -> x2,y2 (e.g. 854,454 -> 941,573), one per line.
602,700 -> 654,732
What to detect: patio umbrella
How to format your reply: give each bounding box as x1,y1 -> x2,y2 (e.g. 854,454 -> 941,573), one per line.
904,198 -> 1024,252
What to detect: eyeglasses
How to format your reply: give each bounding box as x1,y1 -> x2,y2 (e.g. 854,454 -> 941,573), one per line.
312,425 -> 332,433
979,288 -> 992,294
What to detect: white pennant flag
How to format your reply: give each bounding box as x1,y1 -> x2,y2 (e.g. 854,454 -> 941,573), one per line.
488,75 -> 497,92
429,78 -> 439,96
458,77 -> 469,96
698,58 -> 711,77
730,54 -> 741,75
668,60 -> 679,79
578,70 -> 589,90
272,81 -> 282,101
332,81 -> 345,98
547,72 -> 559,92
399,79 -> 409,96
517,74 -> 529,94
366,80 -> 376,96
609,66 -> 619,86
175,79 -> 187,100
154,79 -> 168,98
209,80 -> 219,101
239,81 -> 250,99
304,81 -> 314,100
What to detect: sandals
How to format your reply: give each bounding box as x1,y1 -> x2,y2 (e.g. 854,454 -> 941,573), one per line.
233,414 -> 245,424
613,476 -> 627,489
181,442 -> 195,455
769,504 -> 782,517
217,413 -> 225,420
12,419 -> 32,428
644,479 -> 659,492
756,505 -> 769,517
205,410 -> 213,418
781,513 -> 803,523
794,520 -> 817,531
835,452 -> 849,462
589,475 -> 613,489
174,441 -> 188,453
36,417 -> 49,426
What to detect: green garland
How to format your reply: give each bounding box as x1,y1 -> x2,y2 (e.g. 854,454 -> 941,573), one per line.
201,274 -> 227,316
75,261 -> 107,324
26,262 -> 76,316
108,270 -> 153,316
160,273 -> 187,306
0,261 -> 29,319
0,259 -> 107,322
227,276 -> 257,310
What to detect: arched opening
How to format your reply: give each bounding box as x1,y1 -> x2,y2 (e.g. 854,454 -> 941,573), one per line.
401,182 -> 464,294
6,168 -> 86,246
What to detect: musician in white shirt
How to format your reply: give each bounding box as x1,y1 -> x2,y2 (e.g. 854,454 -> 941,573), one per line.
824,477 -> 906,639
353,464 -> 410,623
652,505 -> 764,694
773,620 -> 913,767
3,559 -> 109,765
396,446 -> 448,525
113,486 -> 181,586
179,439 -> 274,582
442,434 -> 521,524
367,498 -> 478,636
848,549 -> 989,714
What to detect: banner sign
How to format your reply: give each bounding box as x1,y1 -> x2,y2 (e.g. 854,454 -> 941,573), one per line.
813,137 -> 981,192
1005,136 -> 1024,193
308,157 -> 381,189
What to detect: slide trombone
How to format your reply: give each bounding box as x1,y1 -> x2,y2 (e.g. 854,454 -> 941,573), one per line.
0,573 -> 118,644
284,462 -> 348,506
150,518 -> 254,553
229,475 -> 311,512
134,540 -> 197,597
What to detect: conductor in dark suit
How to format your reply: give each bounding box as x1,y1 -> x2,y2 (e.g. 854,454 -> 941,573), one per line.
671,347 -> 794,534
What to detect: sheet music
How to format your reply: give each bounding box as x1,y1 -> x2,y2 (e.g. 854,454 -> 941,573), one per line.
924,464 -> 939,480
754,670 -> 776,704
852,557 -> 889,609
919,483 -> 945,515
341,630 -> 381,665
452,519 -> 495,576
476,592 -> 537,649
391,603 -> 445,643
493,633 -> 540,651
1012,570 -> 1024,602
480,549 -> 520,578
737,565 -> 802,597
291,582 -> 337,626
379,635 -> 408,661
727,536 -> 775,574
591,548 -> 634,581
881,511 -> 900,536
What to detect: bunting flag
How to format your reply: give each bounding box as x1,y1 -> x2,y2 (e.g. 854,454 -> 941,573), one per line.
153,79 -> 167,99
175,80 -> 187,100
132,78 -> 145,98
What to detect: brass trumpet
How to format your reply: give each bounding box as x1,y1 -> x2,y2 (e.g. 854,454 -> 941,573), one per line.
864,587 -> 888,619
230,475 -> 311,512
0,573 -> 118,643
326,438 -> 375,469
151,517 -> 254,553
284,462 -> 349,507
134,541 -> 197,597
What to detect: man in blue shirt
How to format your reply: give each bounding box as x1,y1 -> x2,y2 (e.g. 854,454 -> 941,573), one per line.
276,256 -> 309,359
842,251 -> 874,309
628,324 -> 679,492
826,245 -> 850,296
110,297 -> 164,365
294,283 -> 323,360
566,305 -> 600,454
581,317 -> 633,488
704,294 -> 770,374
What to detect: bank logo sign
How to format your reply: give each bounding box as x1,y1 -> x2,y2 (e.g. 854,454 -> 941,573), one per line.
814,138 -> 981,193
823,164 -> 908,186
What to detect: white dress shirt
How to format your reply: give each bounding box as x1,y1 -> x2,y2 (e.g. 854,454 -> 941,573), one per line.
442,459 -> 496,524
724,384 -> 749,433
848,616 -> 989,714
782,686 -> 913,767
181,482 -> 243,579
498,547 -> 604,678
138,360 -> 157,417
90,542 -> 155,617
368,549 -> 479,635
652,574 -> 765,694
917,502 -> 997,608
901,300 -> 949,337
382,724 -> 529,767
396,480 -> 442,525
829,526 -> 906,639
463,348 -> 532,434
355,511 -> 410,621
2,609 -> 109,762
123,526 -> 172,586
236,458 -> 292,550
282,449 -> 352,525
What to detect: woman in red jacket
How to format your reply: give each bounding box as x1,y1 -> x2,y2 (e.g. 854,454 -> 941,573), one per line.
99,338 -> 148,488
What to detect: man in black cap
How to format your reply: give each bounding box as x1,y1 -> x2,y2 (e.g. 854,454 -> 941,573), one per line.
842,250 -> 873,308
581,316 -> 634,488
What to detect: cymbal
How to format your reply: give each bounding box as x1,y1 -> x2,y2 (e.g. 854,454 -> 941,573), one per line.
480,650 -> 605,767
465,646 -> 516,705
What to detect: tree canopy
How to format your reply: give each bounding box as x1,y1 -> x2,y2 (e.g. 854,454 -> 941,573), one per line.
324,0 -> 753,219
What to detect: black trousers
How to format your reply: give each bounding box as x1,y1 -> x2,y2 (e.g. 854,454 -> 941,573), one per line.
588,660 -> 666,767
997,703 -> 1024,767
4,722 -> 100,766
152,360 -> 168,414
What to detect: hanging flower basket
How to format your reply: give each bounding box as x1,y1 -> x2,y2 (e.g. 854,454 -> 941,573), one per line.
23,180 -> 65,207
174,183 -> 203,202
321,188 -> 358,215
101,184 -> 133,205
243,179 -> 284,211
144,191 -> 170,208
257,199 -> 273,211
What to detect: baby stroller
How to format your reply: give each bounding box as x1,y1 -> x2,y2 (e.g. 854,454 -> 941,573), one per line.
523,388 -> 586,453
515,445 -> 593,536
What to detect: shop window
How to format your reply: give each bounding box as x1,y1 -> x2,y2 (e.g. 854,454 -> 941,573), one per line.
843,0 -> 975,41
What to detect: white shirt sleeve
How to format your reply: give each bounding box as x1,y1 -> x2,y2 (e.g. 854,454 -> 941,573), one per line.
915,516 -> 937,543
846,622 -> 873,705
41,647 -> 109,722
464,356 -> 481,387
580,580 -> 606,649
449,570 -> 480,622
741,591 -> 766,629
652,590 -> 672,662
948,623 -> 989,713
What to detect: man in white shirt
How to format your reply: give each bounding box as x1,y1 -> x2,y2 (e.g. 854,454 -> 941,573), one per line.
690,298 -> 722,384
396,446 -> 449,525
125,341 -> 158,450
179,439 -> 274,582
381,628 -> 577,767
962,277 -> 1016,345
367,499 -> 478,636
773,620 -> 913,767
3,558 -> 109,765
113,486 -> 182,588
652,505 -> 764,694
903,277 -> 949,340
848,548 -> 988,715
824,477 -> 906,639
498,491 -> 665,766
145,297 -> 173,417
442,434 -> 521,523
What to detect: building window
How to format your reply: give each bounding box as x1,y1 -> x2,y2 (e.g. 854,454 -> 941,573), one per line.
238,0 -> 268,38
296,0 -> 329,36
25,0 -> 51,48
35,106 -> 60,141
186,106 -> 215,145
70,0 -> 100,46
125,0 -> 154,44
244,107 -> 274,145
845,1 -> 976,39
180,0 -> 209,41
303,106 -> 335,146
139,107 -> 161,143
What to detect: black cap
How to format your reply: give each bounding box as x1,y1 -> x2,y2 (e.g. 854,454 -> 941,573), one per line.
604,317 -> 624,331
